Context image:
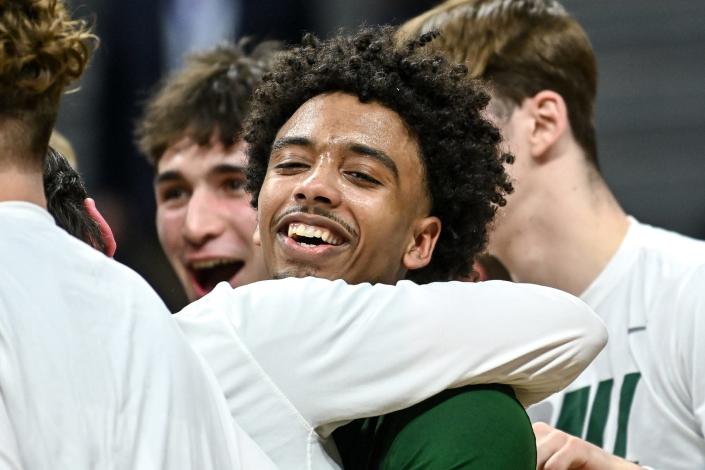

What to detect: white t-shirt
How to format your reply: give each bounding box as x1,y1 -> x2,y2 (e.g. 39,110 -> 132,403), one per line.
0,202 -> 275,470
528,218 -> 705,469
176,274 -> 608,469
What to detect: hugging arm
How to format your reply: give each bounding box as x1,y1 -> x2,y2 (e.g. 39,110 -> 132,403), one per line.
179,278 -> 606,434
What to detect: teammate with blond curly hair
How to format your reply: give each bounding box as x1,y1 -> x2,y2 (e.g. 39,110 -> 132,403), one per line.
0,2 -> 278,467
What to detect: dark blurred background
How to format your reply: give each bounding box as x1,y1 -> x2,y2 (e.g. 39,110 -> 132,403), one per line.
56,0 -> 705,311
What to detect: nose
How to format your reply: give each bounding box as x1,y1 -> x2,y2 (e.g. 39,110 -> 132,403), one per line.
182,188 -> 224,246
293,162 -> 342,207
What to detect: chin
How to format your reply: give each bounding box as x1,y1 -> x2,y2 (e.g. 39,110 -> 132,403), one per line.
271,268 -> 318,280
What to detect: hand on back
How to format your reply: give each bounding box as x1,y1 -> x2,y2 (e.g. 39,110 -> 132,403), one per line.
534,422 -> 643,470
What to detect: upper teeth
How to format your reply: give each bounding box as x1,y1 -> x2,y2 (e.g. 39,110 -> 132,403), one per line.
288,223 -> 342,245
191,258 -> 238,270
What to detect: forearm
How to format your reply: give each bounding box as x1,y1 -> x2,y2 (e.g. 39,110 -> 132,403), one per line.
178,278 -> 606,430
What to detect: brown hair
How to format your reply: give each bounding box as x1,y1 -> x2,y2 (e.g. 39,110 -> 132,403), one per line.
136,41 -> 278,167
399,0 -> 599,168
0,0 -> 95,167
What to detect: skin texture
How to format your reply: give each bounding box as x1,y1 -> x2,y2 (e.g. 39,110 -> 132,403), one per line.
155,136 -> 268,301
534,423 -> 641,470
486,93 -> 634,469
486,92 -> 628,297
254,92 -> 441,285
84,198 -> 116,257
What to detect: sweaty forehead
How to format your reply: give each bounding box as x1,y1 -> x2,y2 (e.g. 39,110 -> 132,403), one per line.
157,137 -> 248,175
275,92 -> 419,155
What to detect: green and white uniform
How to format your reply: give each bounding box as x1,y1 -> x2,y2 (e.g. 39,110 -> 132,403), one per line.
177,278 -> 606,469
528,218 -> 705,469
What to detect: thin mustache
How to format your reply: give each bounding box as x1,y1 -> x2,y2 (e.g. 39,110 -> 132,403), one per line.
273,205 -> 358,239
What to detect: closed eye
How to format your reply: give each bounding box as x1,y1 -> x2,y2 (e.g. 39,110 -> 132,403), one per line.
274,161 -> 310,173
345,171 -> 381,186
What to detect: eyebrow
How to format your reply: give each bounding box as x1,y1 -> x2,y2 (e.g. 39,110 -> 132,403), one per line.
347,143 -> 399,181
271,136 -> 312,153
154,163 -> 246,185
271,136 -> 399,181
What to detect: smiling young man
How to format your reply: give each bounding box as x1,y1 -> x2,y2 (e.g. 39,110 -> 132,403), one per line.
245,29 -> 534,469
137,42 -> 272,300
400,1 -> 705,469
174,27 -> 607,469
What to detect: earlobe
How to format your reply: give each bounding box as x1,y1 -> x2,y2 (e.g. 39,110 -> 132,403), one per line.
403,216 -> 441,271
528,90 -> 568,159
253,224 -> 262,247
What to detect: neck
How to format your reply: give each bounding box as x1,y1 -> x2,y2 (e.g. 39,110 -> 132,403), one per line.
0,166 -> 47,208
490,154 -> 629,296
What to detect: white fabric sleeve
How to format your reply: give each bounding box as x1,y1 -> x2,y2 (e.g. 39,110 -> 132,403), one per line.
681,267 -> 705,446
0,392 -> 22,470
181,277 -> 605,432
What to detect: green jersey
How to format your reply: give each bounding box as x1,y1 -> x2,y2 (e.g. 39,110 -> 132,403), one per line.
334,384 -> 536,469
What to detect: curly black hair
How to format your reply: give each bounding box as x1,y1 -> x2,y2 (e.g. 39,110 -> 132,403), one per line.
244,26 -> 513,283
44,147 -> 106,254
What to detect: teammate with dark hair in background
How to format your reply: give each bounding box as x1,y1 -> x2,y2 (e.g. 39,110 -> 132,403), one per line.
43,146 -> 116,256
137,41 -> 276,301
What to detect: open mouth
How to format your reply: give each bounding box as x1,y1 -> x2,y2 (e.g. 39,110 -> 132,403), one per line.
285,222 -> 345,247
190,258 -> 244,293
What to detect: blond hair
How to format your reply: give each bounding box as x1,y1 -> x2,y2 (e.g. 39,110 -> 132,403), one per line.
399,0 -> 599,167
1,0 -> 96,167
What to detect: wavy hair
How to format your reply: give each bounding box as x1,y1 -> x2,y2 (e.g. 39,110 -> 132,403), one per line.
1,0 -> 95,164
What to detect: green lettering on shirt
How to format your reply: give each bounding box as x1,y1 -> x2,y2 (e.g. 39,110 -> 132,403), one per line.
613,372 -> 641,457
585,379 -> 613,447
554,373 -> 641,457
555,386 -> 590,437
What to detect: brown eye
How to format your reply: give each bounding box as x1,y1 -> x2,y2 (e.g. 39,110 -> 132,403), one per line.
222,178 -> 246,193
160,186 -> 189,202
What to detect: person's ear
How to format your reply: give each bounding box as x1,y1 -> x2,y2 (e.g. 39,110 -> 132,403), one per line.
83,198 -> 117,257
402,216 -> 441,271
253,223 -> 262,247
527,90 -> 569,159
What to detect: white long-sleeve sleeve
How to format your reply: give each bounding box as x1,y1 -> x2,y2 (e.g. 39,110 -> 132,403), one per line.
177,278 -> 606,436
0,393 -> 22,470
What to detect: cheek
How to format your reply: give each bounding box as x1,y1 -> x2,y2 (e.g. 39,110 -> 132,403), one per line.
256,177 -> 286,230
155,208 -> 184,257
226,201 -> 259,244
353,194 -> 408,244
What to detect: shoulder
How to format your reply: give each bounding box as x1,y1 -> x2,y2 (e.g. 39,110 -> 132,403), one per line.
624,222 -> 705,313
632,221 -> 705,269
380,385 -> 536,469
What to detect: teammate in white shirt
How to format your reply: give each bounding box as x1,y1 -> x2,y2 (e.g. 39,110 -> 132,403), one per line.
175,27 -> 607,469
0,2 -> 275,468
400,1 -> 705,468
